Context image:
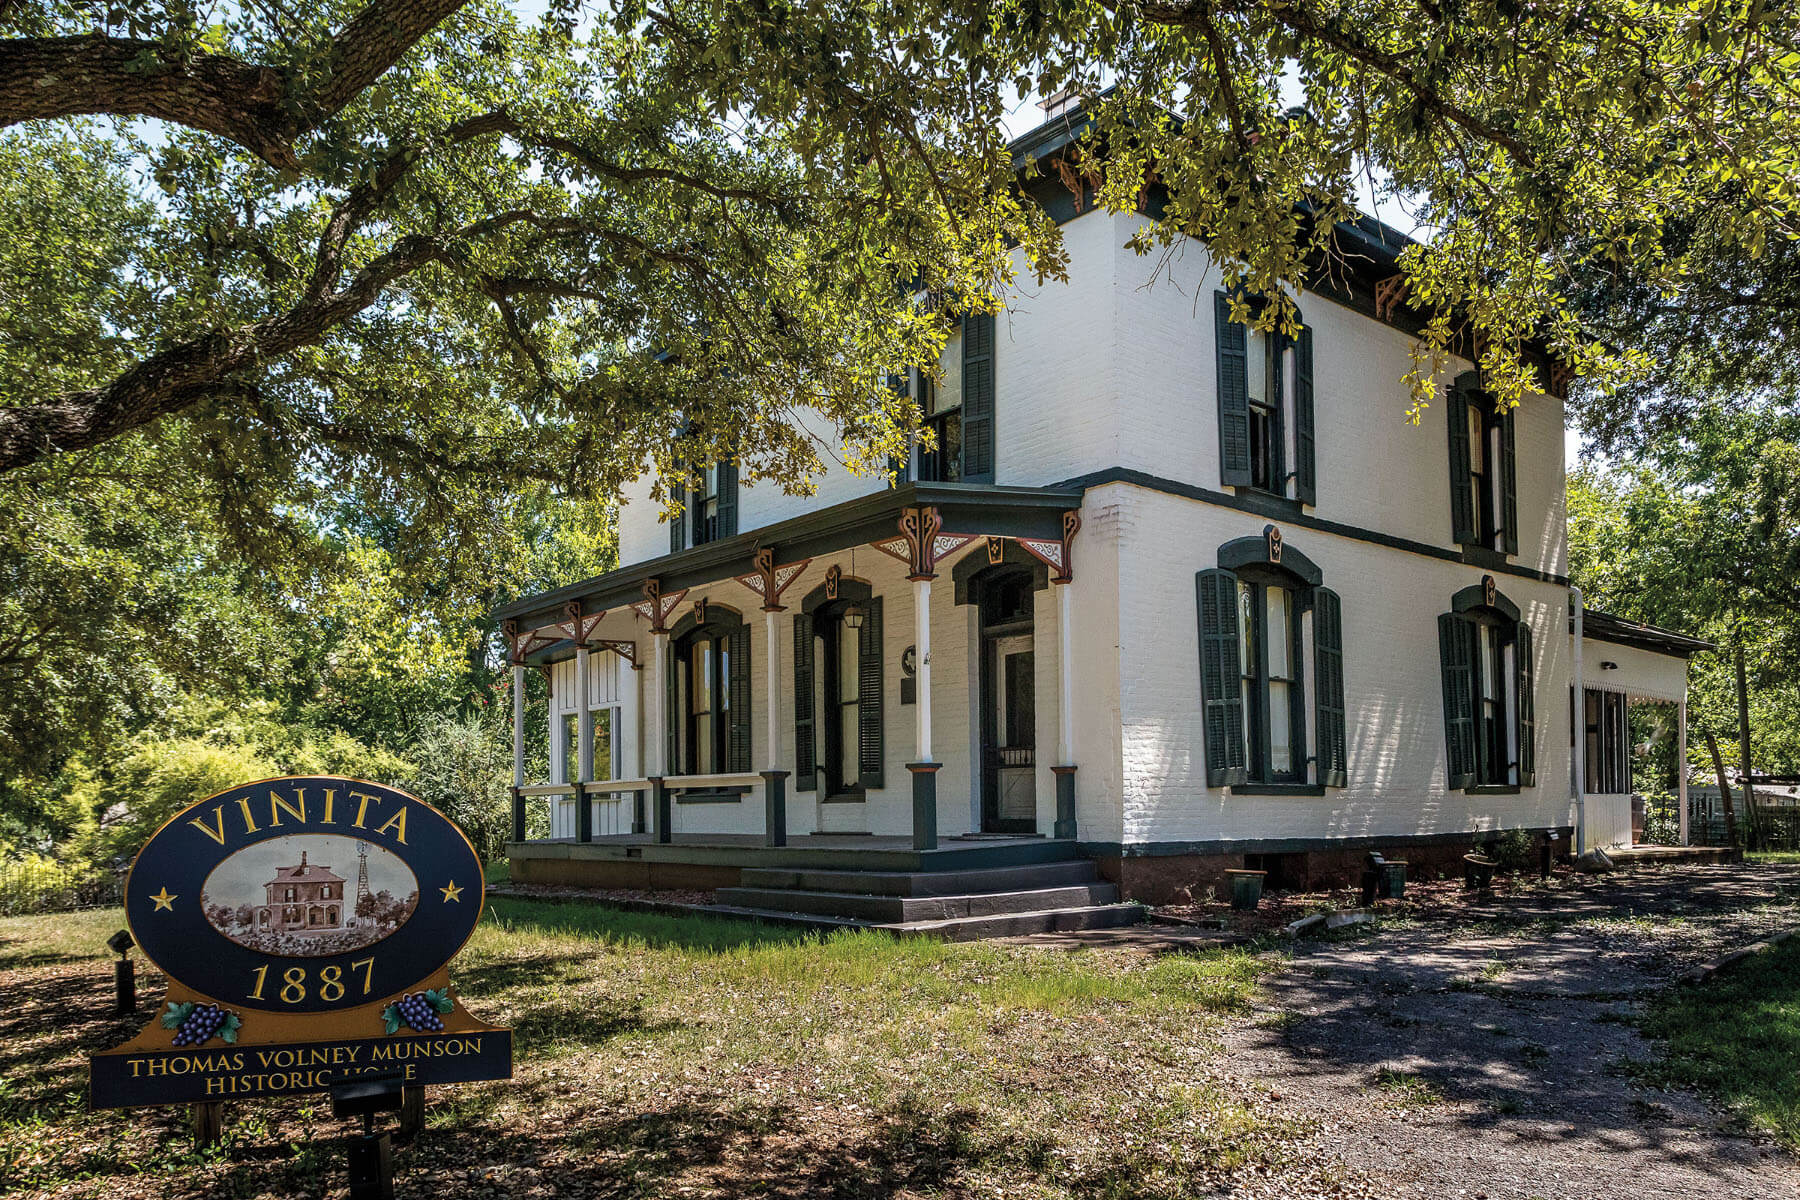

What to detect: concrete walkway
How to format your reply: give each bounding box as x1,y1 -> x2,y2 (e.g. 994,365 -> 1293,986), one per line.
1221,863 -> 1800,1199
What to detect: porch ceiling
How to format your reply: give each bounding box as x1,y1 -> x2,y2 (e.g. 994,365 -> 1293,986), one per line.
494,481 -> 1084,635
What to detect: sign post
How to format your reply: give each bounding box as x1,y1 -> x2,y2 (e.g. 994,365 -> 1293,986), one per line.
90,776 -> 512,1177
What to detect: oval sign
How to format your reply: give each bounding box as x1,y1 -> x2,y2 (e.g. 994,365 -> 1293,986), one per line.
126,776 -> 484,1015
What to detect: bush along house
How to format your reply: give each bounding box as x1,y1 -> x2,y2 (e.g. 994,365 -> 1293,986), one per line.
493,102 -> 1711,934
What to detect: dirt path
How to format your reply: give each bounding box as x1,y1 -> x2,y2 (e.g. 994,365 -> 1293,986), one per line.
1222,863 -> 1800,1199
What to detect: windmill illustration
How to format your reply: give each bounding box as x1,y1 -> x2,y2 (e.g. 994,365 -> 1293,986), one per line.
356,841 -> 373,911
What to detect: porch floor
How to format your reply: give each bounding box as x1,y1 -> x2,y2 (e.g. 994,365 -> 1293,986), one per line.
1605,843 -> 1742,866
507,832 -> 1078,875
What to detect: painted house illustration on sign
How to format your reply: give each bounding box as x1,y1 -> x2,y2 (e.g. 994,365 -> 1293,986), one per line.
257,851 -> 347,934
494,98 -> 1713,929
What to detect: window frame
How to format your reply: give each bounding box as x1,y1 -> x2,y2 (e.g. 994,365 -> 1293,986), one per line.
814,600 -> 867,800
1235,569 -> 1309,786
673,626 -> 732,776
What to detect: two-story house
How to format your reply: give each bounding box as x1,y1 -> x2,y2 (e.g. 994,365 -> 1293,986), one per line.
493,104 -> 1708,920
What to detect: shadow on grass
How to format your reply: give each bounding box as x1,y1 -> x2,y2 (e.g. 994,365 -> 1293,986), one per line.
481,896 -> 824,954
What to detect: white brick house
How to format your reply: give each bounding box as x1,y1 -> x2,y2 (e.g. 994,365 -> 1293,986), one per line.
496,108 -> 1707,903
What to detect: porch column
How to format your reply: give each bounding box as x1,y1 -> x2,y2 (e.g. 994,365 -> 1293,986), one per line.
1678,696 -> 1691,846
760,607 -> 789,846
650,630 -> 672,843
907,576 -> 939,851
1052,576 -> 1078,841
511,661 -> 526,843
575,644 -> 593,844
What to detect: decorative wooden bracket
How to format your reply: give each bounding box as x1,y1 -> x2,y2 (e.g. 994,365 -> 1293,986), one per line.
986,536 -> 1005,565
629,578 -> 687,634
594,640 -> 641,671
873,506 -> 976,581
734,548 -> 811,612
1374,274 -> 1409,321
554,601 -> 607,647
503,619 -> 562,665
1018,510 -> 1081,584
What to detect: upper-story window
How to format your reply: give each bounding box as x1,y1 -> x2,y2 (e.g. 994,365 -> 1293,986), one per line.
1215,292 -> 1316,505
1446,372 -> 1518,556
669,446 -> 737,554
1196,528 -> 1347,792
1438,580 -> 1536,792
897,312 -> 996,485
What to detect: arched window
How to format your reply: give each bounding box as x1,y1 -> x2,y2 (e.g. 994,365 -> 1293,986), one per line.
794,578 -> 884,795
666,605 -> 751,776
1438,579 -> 1536,791
1196,528 -> 1346,790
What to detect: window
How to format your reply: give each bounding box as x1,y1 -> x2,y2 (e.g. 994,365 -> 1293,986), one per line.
1196,533 -> 1346,790
691,464 -> 722,545
676,630 -> 728,774
1231,577 -> 1305,783
1215,292 -> 1316,504
1446,374 -> 1518,555
667,609 -> 751,777
1582,689 -> 1630,794
560,712 -> 579,785
902,312 -> 994,484
668,444 -> 737,553
1438,584 -> 1536,791
793,587 -> 884,793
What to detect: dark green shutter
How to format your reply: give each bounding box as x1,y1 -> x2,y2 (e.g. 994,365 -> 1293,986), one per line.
962,313 -> 995,483
727,620 -> 751,773
1293,326 -> 1316,505
1438,613 -> 1478,790
1446,385 -> 1474,545
792,613 -> 816,791
1312,586 -> 1347,788
665,641 -> 681,775
717,462 -> 739,540
1215,292 -> 1251,487
857,597 -> 884,789
1196,568 -> 1247,787
669,504 -> 685,554
1500,406 -> 1519,555
1515,619 -> 1536,787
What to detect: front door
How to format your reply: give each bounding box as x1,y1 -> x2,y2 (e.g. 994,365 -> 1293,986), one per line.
982,634 -> 1037,832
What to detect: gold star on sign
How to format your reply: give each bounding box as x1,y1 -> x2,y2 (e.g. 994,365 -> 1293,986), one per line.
149,887 -> 177,912
439,880 -> 463,903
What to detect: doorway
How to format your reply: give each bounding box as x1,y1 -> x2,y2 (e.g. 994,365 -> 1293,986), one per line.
979,569 -> 1037,833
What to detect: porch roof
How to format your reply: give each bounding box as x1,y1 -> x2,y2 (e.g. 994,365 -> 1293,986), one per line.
1580,608 -> 1714,659
494,480 -> 1084,636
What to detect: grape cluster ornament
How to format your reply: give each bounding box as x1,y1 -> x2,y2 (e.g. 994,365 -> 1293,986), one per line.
383,988 -> 452,1034
161,1001 -> 241,1047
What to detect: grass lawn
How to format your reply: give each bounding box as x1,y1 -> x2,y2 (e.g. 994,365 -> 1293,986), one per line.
1747,850 -> 1800,865
0,898 -> 1325,1198
1638,935 -> 1800,1148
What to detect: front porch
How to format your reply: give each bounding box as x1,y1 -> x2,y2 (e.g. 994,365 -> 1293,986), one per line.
506,831 -> 1077,891
496,483 -> 1096,871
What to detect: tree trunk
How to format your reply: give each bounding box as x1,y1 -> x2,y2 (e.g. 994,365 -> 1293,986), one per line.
1706,731 -> 1740,850
1736,644 -> 1760,850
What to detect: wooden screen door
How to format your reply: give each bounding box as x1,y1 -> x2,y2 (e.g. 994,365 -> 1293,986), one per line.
982,634 -> 1036,832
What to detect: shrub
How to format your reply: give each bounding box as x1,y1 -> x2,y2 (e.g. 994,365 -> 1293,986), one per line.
1489,827 -> 1537,874
405,712 -> 513,861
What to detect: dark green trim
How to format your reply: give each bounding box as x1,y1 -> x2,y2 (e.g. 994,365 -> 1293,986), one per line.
496,481 -> 1083,634
674,789 -> 751,804
1231,784 -> 1326,797
1062,467 -> 1570,585
1451,581 -> 1521,622
1078,825 -> 1574,859
1218,533 -> 1322,587
1465,784 -> 1522,797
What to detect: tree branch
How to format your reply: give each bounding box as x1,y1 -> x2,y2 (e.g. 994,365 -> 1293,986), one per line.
0,0 -> 470,168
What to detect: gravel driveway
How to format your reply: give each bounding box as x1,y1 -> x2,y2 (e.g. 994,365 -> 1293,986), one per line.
1222,863 -> 1800,1199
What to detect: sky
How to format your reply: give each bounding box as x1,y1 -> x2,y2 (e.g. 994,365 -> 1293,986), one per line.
201,834 -> 417,910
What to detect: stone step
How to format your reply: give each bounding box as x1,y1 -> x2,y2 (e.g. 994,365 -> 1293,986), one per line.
714,882 -> 1119,923
889,903 -> 1147,943
737,858 -> 1101,898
